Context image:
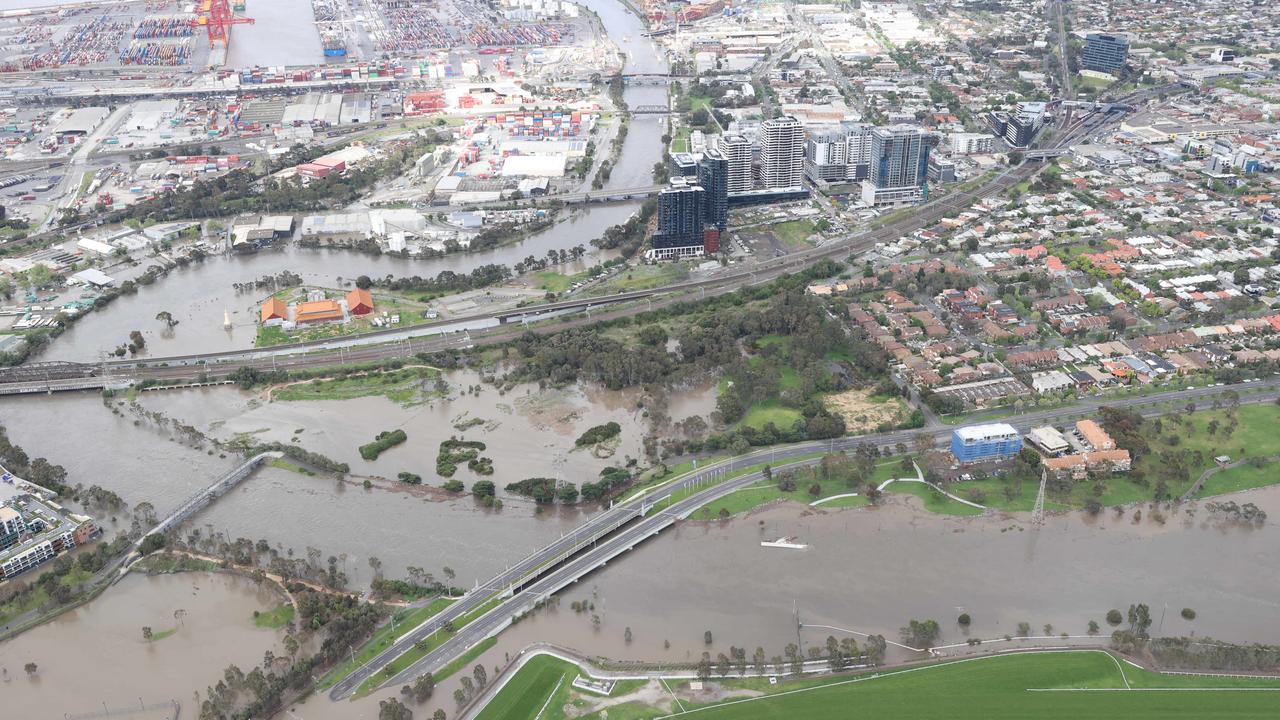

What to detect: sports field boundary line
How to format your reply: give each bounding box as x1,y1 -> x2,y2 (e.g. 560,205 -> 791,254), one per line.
1104,648 -> 1131,689
1027,688 -> 1280,692
532,673 -> 567,720
661,677 -> 687,713
651,649 -> 1116,719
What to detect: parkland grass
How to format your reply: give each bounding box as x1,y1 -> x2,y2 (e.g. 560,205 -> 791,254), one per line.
253,604 -> 295,629
477,651 -> 1280,720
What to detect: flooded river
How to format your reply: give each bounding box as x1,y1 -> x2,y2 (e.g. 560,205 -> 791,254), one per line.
0,365 -> 718,587
282,486 -> 1280,720
0,573 -> 284,717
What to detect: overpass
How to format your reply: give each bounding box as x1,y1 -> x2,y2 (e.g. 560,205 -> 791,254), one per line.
120,451 -> 281,574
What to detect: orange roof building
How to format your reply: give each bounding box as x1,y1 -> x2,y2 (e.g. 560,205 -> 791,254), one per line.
346,287 -> 374,316
261,297 -> 287,324
295,299 -> 343,324
1075,419 -> 1115,450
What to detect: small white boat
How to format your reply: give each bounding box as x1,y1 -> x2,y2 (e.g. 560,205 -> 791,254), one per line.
760,536 -> 808,550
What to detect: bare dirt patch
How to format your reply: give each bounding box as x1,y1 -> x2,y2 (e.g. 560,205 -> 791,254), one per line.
822,388 -> 908,433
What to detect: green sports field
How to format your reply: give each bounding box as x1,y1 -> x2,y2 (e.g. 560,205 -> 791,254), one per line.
474,656 -> 576,720
475,651 -> 1280,720
662,652 -> 1280,720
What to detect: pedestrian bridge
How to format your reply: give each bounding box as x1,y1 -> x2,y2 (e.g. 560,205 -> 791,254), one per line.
120,452 -> 280,575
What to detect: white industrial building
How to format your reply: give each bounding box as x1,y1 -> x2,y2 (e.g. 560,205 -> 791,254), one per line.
52,107 -> 110,138
124,100 -> 181,132
370,208 -> 426,236
500,154 -> 567,177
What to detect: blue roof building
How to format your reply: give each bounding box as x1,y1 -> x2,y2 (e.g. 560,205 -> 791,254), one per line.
951,423 -> 1022,464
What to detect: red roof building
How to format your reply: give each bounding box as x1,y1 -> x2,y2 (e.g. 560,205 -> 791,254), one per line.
346,287 -> 374,316
261,297 -> 287,324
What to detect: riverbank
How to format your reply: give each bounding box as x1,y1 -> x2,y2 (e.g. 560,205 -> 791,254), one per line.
465,647 -> 1280,720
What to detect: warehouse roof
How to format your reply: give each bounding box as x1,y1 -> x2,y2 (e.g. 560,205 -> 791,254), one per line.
54,107 -> 110,135
501,154 -> 567,178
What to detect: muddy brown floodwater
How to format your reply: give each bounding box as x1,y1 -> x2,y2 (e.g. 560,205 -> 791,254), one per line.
0,573 -> 284,717
283,486 -> 1280,720
0,371 -> 718,588
516,489 -> 1280,659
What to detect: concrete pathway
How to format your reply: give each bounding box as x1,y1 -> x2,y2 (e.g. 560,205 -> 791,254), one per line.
876,460 -> 987,510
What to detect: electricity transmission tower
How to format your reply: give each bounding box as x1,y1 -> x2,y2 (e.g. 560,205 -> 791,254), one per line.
1031,467 -> 1048,525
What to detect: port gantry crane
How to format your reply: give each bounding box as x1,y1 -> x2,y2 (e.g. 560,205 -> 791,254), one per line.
192,0 -> 255,48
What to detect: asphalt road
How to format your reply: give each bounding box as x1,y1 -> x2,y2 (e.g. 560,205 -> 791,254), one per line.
332,377 -> 1280,699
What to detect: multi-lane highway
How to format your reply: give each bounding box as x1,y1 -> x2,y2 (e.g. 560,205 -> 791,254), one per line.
329,376 -> 1280,698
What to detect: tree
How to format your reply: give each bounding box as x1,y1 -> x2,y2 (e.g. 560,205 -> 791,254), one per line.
142,626 -> 154,641
356,275 -> 373,289
1127,603 -> 1153,638
704,630 -> 713,645
899,619 -> 941,648
1088,620 -> 1100,635
1106,609 -> 1123,626
24,662 -> 37,675
155,310 -> 179,329
637,325 -> 668,346
472,664 -> 487,689
957,613 -> 971,626
24,264 -> 52,289
379,697 -> 413,720
471,480 -> 496,498
413,672 -> 435,702
864,635 -> 887,664
433,711 -> 446,720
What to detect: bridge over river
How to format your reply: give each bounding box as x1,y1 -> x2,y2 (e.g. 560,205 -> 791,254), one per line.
118,452 -> 281,576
